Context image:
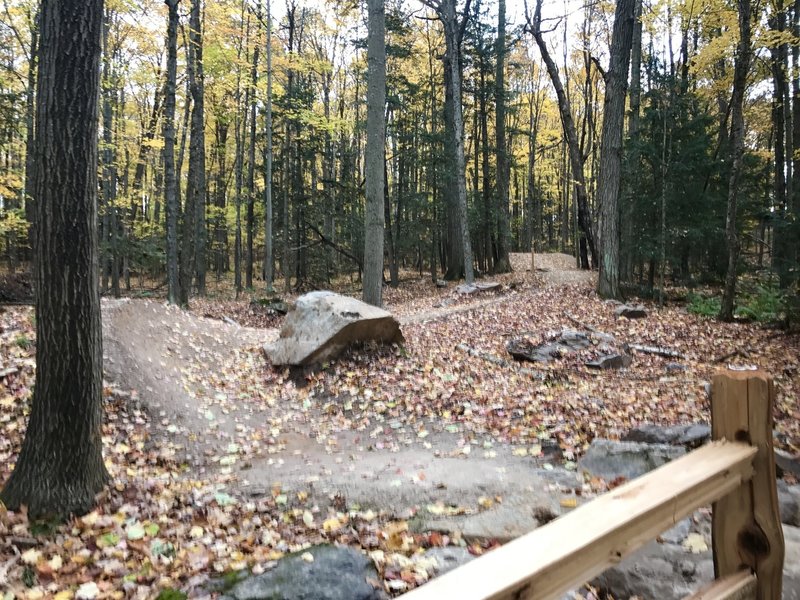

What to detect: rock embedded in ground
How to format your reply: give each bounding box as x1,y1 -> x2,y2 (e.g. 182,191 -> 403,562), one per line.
585,353 -> 632,370
421,546 -> 475,576
264,291 -> 403,366
456,281 -> 502,294
507,329 -> 591,363
578,439 -> 686,480
622,423 -> 711,449
776,448 -> 800,480
592,521 -> 800,600
219,544 -> 385,600
779,481 -> 800,527
614,304 -> 648,319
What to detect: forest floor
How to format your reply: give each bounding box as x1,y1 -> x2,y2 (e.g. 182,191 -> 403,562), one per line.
0,253 -> 798,599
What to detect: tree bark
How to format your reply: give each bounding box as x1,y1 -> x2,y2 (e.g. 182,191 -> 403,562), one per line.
190,0 -> 207,296
263,0 -> 274,292
596,0 -> 636,299
528,0 -> 596,269
494,0 -> 512,273
363,0 -> 386,306
719,0 -> 752,321
1,0 -> 109,518
246,43 -> 259,289
163,0 -> 180,304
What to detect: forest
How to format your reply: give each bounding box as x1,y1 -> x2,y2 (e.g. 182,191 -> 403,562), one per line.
0,0 -> 796,313
1,0 -> 800,598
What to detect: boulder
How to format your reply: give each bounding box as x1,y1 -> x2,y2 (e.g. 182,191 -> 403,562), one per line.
585,353 -> 632,370
219,544 -> 384,600
579,439 -> 686,480
615,304 -> 648,319
264,291 -> 403,366
623,423 -> 711,449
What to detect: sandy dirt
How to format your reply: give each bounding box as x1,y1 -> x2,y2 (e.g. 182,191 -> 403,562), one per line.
101,254 -> 592,537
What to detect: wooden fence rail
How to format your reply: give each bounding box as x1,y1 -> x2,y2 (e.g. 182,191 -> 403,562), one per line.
401,369 -> 784,600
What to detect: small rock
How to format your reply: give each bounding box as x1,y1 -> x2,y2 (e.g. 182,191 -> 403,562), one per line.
422,546 -> 474,576
779,481 -> 800,527
666,362 -> 688,373
220,544 -> 384,600
623,424 -> 711,449
615,304 -> 648,319
579,439 -> 686,480
435,280 -> 448,288
776,448 -> 800,479
585,353 -> 632,370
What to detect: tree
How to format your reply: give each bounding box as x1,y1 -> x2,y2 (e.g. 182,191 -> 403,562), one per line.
363,0 -> 386,306
596,0 -> 636,299
0,0 -> 109,517
719,0 -> 752,321
526,0 -> 596,269
164,0 -> 180,305
263,0 -> 275,292
190,0 -> 207,296
494,0 -> 512,273
423,0 -> 475,284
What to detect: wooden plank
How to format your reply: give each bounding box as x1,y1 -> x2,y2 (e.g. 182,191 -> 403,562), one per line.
711,370 -> 784,600
685,570 -> 756,600
401,441 -> 756,600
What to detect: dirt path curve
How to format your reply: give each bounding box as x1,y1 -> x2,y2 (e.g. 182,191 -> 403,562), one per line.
102,254 -> 591,537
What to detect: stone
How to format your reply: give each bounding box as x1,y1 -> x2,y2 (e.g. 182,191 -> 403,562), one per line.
421,547 -> 474,576
578,439 -> 686,481
666,362 -> 688,373
623,423 -> 711,449
264,291 -> 403,366
585,353 -> 632,370
615,304 -> 648,319
219,544 -> 384,600
779,481 -> 800,527
456,281 -> 502,294
593,524 -> 800,600
507,330 -> 591,363
776,448 -> 800,479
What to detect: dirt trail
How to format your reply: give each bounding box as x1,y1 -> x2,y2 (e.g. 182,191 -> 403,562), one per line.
102,255 -> 590,536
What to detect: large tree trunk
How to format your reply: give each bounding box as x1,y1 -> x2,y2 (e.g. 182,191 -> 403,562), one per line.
363,0 -> 386,306
263,0 -> 274,292
190,0 -> 207,296
439,0 -> 474,284
494,0 -> 512,273
719,0 -> 752,321
163,0 -> 180,304
596,0 -> 636,299
529,0 -> 596,269
1,0 -> 109,518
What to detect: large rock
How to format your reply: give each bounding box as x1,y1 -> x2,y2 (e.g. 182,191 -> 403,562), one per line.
592,522 -> 800,600
508,329 -> 591,363
579,439 -> 686,480
265,291 -> 403,366
585,353 -> 632,370
615,304 -> 648,319
779,480 -> 800,527
623,423 -> 711,449
220,544 -> 384,600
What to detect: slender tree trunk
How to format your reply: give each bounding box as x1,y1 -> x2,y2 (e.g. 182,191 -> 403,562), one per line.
494,0 -> 512,273
597,0 -> 635,299
190,0 -> 207,296
246,43 -> 259,289
363,0 -> 386,306
163,0 -> 180,304
23,8 -> 39,272
1,0 -> 109,518
719,0 -> 752,321
263,0 -> 274,292
529,0 -> 596,269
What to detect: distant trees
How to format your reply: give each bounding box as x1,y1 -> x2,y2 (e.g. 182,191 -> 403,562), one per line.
0,0 -> 797,322
1,0 -> 108,517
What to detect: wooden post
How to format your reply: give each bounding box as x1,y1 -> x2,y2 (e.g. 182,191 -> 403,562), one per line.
711,369 -> 784,600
